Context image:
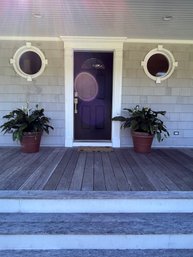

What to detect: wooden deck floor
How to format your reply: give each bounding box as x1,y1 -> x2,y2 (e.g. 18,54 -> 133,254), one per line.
0,147 -> 193,191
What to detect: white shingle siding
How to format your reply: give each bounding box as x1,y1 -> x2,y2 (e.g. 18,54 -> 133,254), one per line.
0,40 -> 65,146
122,43 -> 193,147
0,40 -> 193,147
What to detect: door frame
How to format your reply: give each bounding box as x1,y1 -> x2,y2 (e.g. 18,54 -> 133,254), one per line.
61,36 -> 125,147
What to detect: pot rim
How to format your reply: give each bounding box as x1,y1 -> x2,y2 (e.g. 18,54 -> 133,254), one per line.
131,131 -> 154,137
23,131 -> 42,136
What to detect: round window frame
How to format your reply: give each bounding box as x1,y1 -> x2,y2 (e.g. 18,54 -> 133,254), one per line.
141,45 -> 178,83
10,42 -> 48,81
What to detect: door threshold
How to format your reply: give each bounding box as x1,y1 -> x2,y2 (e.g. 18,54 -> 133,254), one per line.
73,141 -> 112,147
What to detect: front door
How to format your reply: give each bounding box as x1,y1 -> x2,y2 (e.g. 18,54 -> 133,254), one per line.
74,51 -> 113,140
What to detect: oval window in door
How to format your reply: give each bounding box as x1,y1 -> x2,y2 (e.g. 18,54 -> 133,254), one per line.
75,72 -> 98,101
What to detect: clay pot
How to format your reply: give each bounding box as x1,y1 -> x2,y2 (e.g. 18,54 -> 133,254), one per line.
20,132 -> 42,153
131,131 -> 154,153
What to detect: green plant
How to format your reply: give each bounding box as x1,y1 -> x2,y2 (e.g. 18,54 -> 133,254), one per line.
112,105 -> 169,142
0,104 -> 54,141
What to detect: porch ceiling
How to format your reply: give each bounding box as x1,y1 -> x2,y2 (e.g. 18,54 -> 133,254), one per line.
1,0 -> 193,40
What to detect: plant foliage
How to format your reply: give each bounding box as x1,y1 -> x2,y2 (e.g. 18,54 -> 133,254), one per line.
0,104 -> 54,141
112,105 -> 169,142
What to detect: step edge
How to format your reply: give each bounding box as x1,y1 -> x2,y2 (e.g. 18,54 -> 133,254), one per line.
0,234 -> 193,250
0,191 -> 193,200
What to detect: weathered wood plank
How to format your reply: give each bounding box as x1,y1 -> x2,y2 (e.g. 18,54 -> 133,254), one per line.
20,148 -> 64,190
102,152 -> 118,191
1,250 -> 193,257
44,148 -> 73,190
69,152 -> 87,190
0,147 -> 193,191
93,152 -> 106,191
162,149 -> 193,172
0,148 -> 53,190
0,150 -> 27,177
150,150 -> 192,191
148,150 -> 191,191
115,149 -> 143,191
0,149 -> 52,189
159,149 -> 193,189
141,153 -> 181,191
178,148 -> 193,158
122,149 -> 156,191
82,152 -> 94,191
31,148 -> 67,190
129,151 -> 168,191
108,151 -> 130,191
0,147 -> 18,159
56,150 -> 79,190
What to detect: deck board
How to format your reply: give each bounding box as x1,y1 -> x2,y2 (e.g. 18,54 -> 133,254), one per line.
158,150 -> 193,189
122,149 -> 156,191
129,150 -> 168,191
108,152 -> 130,191
150,150 -> 193,191
141,153 -> 181,191
43,148 -> 72,190
31,148 -> 66,190
2,149 -> 51,190
93,152 -> 106,191
56,150 -> 79,190
162,149 -> 193,172
102,153 -> 118,191
148,151 -> 191,191
114,149 -> 142,191
1,147 -> 193,191
69,152 -> 87,190
82,152 -> 94,191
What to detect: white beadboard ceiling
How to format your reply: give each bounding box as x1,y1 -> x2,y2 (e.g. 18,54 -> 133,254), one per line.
1,0 -> 193,40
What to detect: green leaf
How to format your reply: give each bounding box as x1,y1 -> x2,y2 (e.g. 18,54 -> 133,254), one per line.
112,105 -> 169,142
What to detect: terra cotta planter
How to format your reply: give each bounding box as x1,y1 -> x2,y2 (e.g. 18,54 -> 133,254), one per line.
20,132 -> 42,153
131,131 -> 154,153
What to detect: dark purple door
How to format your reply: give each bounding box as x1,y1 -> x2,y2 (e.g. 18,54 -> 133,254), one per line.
74,51 -> 113,140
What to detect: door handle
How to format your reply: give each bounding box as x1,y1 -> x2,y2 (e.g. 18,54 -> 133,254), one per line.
74,97 -> 78,114
74,91 -> 78,114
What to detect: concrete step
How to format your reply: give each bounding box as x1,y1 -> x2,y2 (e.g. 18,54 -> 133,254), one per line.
1,250 -> 193,257
0,191 -> 193,213
0,213 -> 193,250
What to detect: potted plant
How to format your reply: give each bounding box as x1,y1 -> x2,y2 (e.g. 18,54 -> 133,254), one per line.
0,104 -> 54,153
112,105 -> 169,153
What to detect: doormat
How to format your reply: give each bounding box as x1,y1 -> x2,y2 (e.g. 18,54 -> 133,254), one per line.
78,147 -> 113,152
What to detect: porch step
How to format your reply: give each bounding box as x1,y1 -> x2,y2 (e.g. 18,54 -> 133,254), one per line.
1,250 -> 193,257
0,213 -> 193,250
0,191 -> 193,213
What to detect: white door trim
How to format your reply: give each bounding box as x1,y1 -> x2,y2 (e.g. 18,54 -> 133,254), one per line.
61,36 -> 125,147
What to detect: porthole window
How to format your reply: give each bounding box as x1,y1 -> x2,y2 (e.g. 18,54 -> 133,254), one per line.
141,45 -> 178,83
10,42 -> 48,81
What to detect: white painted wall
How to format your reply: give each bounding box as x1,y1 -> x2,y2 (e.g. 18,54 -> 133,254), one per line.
121,43 -> 193,147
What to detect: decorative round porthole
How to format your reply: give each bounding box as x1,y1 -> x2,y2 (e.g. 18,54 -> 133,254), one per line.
141,45 -> 178,83
10,42 -> 48,81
